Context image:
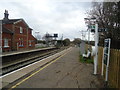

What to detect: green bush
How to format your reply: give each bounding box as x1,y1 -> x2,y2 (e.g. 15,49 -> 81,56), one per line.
79,55 -> 93,64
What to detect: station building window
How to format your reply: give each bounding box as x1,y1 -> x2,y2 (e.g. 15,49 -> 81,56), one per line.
19,38 -> 24,47
4,38 -> 9,47
29,40 -> 32,46
20,27 -> 23,34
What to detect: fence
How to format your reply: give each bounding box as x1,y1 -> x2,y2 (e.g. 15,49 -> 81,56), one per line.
85,44 -> 120,88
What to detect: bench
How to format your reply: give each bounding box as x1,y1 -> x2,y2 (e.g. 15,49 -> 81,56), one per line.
82,50 -> 91,59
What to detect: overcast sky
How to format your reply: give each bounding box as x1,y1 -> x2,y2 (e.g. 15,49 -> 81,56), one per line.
0,0 -> 94,41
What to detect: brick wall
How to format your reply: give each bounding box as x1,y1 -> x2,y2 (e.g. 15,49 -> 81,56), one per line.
3,20 -> 35,51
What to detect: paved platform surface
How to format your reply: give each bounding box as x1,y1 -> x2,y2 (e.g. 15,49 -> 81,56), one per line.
2,47 -> 55,57
2,47 -> 71,88
8,47 -> 103,88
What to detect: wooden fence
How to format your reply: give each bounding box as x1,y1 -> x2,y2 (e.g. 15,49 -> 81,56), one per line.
85,44 -> 120,88
108,49 -> 120,88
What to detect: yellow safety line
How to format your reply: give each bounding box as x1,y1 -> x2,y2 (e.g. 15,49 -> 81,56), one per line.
10,48 -> 72,89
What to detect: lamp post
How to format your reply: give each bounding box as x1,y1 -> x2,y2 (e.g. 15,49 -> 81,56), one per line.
79,30 -> 87,41
94,21 -> 99,75
35,32 -> 40,44
84,17 -> 99,75
84,18 -> 92,50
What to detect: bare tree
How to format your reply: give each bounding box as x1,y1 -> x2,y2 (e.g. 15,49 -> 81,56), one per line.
87,1 -> 120,47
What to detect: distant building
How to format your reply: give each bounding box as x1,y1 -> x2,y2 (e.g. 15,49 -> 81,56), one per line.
2,10 -> 36,52
42,33 -> 58,46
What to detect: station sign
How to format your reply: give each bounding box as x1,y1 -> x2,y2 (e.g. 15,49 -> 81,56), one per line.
90,27 -> 108,33
103,38 -> 111,65
88,24 -> 95,32
91,25 -> 95,29
102,38 -> 111,81
98,28 -> 107,32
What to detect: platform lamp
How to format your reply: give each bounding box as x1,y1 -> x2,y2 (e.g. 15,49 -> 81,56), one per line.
35,32 -> 40,44
91,18 -> 99,75
84,18 -> 91,50
84,17 -> 99,75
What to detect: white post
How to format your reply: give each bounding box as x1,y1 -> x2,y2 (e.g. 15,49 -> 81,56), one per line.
105,39 -> 111,81
101,48 -> 105,76
0,20 -> 2,53
88,28 -> 90,49
93,23 -> 99,75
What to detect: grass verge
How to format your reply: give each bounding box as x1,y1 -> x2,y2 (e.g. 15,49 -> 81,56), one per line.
79,55 -> 93,64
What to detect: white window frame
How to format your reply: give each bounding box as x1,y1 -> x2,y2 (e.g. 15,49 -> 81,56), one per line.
4,38 -> 9,48
20,27 -> 23,34
19,38 -> 24,47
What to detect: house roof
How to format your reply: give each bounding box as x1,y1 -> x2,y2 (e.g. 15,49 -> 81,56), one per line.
2,19 -> 33,30
2,27 -> 13,34
2,19 -> 21,24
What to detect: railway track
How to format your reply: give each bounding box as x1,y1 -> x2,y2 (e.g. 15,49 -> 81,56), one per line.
1,47 -> 68,76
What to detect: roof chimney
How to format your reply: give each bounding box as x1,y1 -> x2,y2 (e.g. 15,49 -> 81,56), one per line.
3,10 -> 9,21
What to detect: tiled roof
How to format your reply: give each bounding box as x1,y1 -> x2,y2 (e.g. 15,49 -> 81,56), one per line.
2,19 -> 33,30
2,19 -> 21,24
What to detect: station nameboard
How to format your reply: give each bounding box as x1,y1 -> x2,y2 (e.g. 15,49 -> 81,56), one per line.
91,28 -> 107,33
103,38 -> 111,65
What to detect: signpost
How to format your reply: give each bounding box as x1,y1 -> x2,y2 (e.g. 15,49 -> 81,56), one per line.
101,38 -> 111,82
84,18 -> 99,75
84,18 -> 111,81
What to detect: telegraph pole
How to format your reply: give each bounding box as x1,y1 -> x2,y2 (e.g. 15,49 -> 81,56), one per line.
35,32 -> 40,44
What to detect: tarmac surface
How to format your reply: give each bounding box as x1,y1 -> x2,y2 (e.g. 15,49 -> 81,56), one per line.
7,47 -> 103,88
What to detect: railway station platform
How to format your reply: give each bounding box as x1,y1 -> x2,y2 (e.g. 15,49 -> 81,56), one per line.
2,47 -> 103,89
1,47 -> 55,57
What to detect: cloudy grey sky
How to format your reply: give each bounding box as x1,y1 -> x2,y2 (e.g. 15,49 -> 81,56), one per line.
0,0 -> 94,41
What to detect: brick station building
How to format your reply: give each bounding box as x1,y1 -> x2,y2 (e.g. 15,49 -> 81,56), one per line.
2,10 -> 36,52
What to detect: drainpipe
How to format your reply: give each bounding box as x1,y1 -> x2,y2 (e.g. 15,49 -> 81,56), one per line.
0,20 -> 2,53
0,20 -> 2,89
12,25 -> 15,50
